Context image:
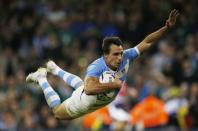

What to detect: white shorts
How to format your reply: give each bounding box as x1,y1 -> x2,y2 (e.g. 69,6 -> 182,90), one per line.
62,86 -> 97,118
62,85 -> 117,118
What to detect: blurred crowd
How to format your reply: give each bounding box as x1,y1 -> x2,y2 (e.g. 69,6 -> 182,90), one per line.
0,0 -> 197,130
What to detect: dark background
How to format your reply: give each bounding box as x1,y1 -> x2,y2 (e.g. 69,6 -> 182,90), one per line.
0,0 -> 197,130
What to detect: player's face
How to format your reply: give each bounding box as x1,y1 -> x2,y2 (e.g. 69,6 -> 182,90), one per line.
105,44 -> 123,71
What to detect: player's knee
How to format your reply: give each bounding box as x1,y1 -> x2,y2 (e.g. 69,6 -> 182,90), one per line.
52,105 -> 72,120
53,113 -> 62,120
52,108 -> 63,120
52,106 -> 62,119
53,112 -> 73,120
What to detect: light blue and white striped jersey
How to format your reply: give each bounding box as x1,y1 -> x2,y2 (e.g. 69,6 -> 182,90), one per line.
67,47 -> 140,116
86,47 -> 140,82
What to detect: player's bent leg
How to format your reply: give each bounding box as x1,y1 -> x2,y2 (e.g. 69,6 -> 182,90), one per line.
26,67 -> 83,120
26,68 -> 61,108
52,103 -> 74,120
53,86 -> 88,120
46,60 -> 83,89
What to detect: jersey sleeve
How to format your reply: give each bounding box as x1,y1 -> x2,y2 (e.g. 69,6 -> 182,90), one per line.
86,64 -> 101,78
123,47 -> 140,60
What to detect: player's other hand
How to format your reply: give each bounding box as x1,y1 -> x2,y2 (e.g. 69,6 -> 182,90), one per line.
166,9 -> 179,28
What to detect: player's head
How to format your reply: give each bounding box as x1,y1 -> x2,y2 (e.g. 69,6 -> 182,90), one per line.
102,36 -> 124,71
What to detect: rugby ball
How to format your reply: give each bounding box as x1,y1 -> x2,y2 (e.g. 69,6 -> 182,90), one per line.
99,71 -> 116,99
99,71 -> 116,100
99,71 -> 115,83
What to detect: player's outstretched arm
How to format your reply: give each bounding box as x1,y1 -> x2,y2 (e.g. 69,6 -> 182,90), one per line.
136,9 -> 179,54
84,76 -> 122,95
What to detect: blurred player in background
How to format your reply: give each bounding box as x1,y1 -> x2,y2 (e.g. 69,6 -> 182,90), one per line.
26,9 -> 179,120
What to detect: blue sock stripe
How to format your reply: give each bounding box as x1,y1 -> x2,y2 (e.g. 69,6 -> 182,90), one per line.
57,70 -> 83,90
58,71 -> 65,79
50,100 -> 61,108
41,82 -> 50,90
67,75 -> 75,85
74,81 -> 83,89
46,91 -> 57,99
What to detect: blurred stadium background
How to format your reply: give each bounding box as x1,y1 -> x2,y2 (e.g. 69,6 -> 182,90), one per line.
0,0 -> 197,131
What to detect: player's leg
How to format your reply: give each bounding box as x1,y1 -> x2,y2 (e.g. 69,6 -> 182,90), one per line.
46,60 -> 83,90
26,68 -> 73,120
52,103 -> 73,120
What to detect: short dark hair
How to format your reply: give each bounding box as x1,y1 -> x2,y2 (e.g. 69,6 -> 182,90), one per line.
102,36 -> 123,55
